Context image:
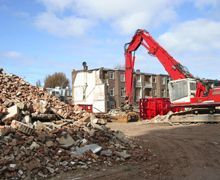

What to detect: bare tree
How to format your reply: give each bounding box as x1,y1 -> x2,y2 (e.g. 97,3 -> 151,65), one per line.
44,72 -> 69,88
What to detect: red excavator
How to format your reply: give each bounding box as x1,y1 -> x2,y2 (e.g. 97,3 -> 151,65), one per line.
125,29 -> 220,116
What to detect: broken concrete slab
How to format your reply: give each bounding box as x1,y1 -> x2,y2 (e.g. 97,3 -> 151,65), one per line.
56,133 -> 76,149
100,149 -> 113,157
2,105 -> 19,124
22,115 -> 32,124
74,144 -> 102,155
39,100 -> 48,113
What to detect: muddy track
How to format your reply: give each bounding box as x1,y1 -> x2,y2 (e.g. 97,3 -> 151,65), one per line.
135,123 -> 220,180
53,123 -> 220,180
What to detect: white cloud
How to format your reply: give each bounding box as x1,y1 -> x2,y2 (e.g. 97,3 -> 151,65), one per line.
0,51 -> 22,59
75,0 -> 181,34
74,0 -> 180,34
154,19 -> 220,79
194,0 -> 219,9
35,12 -> 94,37
158,19 -> 220,54
36,0 -> 220,37
36,0 -> 182,36
38,0 -> 74,12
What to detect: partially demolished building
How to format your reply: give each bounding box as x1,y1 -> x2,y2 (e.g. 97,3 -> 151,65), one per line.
72,67 -> 169,113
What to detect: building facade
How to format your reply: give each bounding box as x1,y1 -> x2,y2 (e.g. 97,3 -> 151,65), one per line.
72,67 -> 170,113
46,87 -> 72,103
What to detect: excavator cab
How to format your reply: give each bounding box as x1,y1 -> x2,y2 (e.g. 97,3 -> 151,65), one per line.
168,78 -> 197,103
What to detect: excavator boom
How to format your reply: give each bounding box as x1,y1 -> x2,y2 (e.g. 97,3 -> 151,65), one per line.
125,29 -> 220,108
125,29 -> 195,102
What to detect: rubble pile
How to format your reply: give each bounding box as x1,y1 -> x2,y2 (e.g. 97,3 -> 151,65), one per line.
0,70 -> 139,179
149,112 -> 172,123
0,72 -> 81,124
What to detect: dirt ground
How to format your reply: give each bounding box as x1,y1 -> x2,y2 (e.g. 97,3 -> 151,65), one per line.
53,122 -> 220,180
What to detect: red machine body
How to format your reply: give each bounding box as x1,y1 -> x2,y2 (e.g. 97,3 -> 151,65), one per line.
139,98 -> 182,119
125,29 -> 220,108
77,104 -> 93,113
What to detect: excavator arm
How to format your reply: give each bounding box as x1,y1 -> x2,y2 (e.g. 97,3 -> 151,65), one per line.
125,29 -> 205,102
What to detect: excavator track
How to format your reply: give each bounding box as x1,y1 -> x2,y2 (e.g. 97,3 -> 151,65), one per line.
168,108 -> 220,124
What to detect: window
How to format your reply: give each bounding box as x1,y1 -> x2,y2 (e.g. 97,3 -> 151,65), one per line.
120,73 -> 125,82
121,87 -> 126,97
109,101 -> 115,109
152,76 -> 156,83
162,77 -> 166,85
109,88 -> 114,96
144,75 -> 151,83
144,89 -> 151,97
162,90 -> 166,97
136,75 -> 141,82
190,82 -> 196,90
109,71 -> 114,79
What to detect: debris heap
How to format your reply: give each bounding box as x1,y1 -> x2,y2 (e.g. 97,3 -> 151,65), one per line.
0,72 -> 82,123
0,70 -> 140,179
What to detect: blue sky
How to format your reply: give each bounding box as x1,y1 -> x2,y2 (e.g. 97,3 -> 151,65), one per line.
0,0 -> 220,85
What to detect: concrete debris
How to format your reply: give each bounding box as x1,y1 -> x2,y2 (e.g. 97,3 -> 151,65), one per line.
2,105 -> 19,124
101,149 -> 113,157
74,144 -> 102,155
91,114 -> 107,125
80,138 -> 88,146
33,121 -> 48,131
31,113 -> 57,121
114,131 -> 129,144
0,70 -> 140,179
46,140 -> 54,147
0,72 -> 85,120
16,102 -> 25,110
38,172 -> 47,178
0,105 -> 7,118
56,132 -> 76,149
148,111 -> 173,123
22,115 -> 32,124
11,120 -> 34,135
79,114 -> 91,123
0,125 -> 13,136
39,100 -> 49,114
29,141 -> 40,150
115,150 -> 131,159
46,166 -> 55,174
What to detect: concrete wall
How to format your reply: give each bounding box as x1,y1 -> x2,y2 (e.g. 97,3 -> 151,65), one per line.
72,69 -> 107,113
